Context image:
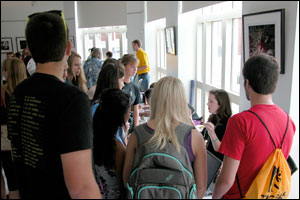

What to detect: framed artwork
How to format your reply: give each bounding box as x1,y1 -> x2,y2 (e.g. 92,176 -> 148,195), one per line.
69,36 -> 75,48
16,37 -> 27,52
1,37 -> 13,54
165,26 -> 176,55
243,9 -> 285,74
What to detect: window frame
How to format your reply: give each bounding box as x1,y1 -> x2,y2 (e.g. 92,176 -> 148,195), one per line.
81,26 -> 127,61
195,2 -> 242,122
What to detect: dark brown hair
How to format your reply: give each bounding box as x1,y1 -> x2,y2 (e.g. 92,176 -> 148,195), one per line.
243,53 -> 279,94
132,39 -> 142,47
93,88 -> 130,168
207,89 -> 232,125
25,12 -> 68,63
92,59 -> 124,102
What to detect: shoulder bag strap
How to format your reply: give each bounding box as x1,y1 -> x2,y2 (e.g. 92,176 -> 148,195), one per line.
236,110 -> 290,198
236,174 -> 243,198
247,110 -> 289,149
246,110 -> 276,149
280,112 -> 289,149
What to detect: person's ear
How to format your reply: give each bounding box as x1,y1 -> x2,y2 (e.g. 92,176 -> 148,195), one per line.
245,79 -> 250,89
66,41 -> 72,56
26,46 -> 31,55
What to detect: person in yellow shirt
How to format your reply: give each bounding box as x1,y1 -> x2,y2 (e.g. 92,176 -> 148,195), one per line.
132,40 -> 150,92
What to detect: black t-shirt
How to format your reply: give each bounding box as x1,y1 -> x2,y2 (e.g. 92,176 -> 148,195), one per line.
122,82 -> 142,132
122,82 -> 141,107
203,115 -> 229,161
0,91 -> 11,125
7,73 -> 94,199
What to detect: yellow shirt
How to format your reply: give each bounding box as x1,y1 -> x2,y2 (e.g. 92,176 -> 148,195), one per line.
136,48 -> 150,75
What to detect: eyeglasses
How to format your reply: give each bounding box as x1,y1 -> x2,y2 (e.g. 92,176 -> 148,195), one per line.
27,10 -> 68,43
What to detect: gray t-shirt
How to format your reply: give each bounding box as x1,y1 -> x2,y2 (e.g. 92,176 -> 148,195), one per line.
122,82 -> 142,132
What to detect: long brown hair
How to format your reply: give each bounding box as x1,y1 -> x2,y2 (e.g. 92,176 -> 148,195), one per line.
207,89 -> 232,125
67,51 -> 88,93
3,58 -> 27,96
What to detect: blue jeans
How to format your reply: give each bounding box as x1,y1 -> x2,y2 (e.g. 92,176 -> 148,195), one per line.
138,73 -> 150,92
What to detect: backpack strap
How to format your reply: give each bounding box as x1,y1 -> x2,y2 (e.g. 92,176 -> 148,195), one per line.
236,174 -> 244,198
246,110 -> 289,150
246,110 -> 276,149
280,113 -> 290,149
174,123 -> 194,147
236,110 -> 290,197
134,123 -> 155,147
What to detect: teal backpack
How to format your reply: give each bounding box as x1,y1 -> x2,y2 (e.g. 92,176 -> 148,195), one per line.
126,123 -> 197,199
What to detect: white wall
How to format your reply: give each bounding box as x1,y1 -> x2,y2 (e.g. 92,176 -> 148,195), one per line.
182,1 -> 223,13
1,1 -> 298,198
77,1 -> 126,28
178,10 -> 197,102
145,18 -> 166,85
1,1 -> 77,65
240,1 -> 298,113
241,2 -> 299,199
126,1 -> 145,55
147,1 -> 180,79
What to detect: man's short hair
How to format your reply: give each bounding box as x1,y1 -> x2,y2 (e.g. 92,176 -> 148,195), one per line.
91,48 -> 101,59
243,54 -> 280,94
106,51 -> 113,58
132,40 -> 142,47
25,12 -> 68,64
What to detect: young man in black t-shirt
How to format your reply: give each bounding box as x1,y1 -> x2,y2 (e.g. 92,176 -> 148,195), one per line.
121,54 -> 142,134
7,11 -> 101,199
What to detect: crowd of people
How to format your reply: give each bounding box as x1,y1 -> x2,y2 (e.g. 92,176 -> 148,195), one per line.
0,10 -> 296,199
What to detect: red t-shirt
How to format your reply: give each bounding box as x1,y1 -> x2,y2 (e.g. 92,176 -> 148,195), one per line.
219,104 -> 295,199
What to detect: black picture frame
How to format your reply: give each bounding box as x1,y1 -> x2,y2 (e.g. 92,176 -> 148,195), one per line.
165,26 -> 176,55
242,9 -> 285,74
16,37 -> 27,52
1,37 -> 13,54
69,36 -> 75,48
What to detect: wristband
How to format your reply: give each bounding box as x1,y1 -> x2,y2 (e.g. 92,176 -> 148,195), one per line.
212,138 -> 218,143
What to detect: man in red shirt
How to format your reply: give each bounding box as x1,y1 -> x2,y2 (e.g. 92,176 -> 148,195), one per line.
212,54 -> 295,199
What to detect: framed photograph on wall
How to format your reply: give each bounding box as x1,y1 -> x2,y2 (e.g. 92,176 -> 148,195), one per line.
165,26 -> 176,55
16,37 -> 27,52
69,36 -> 75,48
243,9 -> 285,74
1,37 -> 13,54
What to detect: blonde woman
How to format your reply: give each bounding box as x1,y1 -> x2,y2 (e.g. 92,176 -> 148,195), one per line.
123,76 -> 207,198
66,51 -> 88,93
1,58 -> 27,199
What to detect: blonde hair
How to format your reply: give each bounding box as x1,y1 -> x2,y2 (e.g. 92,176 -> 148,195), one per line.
3,58 -> 27,96
148,76 -> 192,152
121,54 -> 139,66
67,51 -> 88,93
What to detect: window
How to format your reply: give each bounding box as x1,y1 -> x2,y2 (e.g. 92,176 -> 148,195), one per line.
211,21 -> 222,87
195,1 -> 242,122
231,18 -> 242,93
81,26 -> 127,61
156,29 -> 166,80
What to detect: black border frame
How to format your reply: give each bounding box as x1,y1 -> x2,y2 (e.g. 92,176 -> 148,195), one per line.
16,37 -> 27,52
242,9 -> 285,74
1,37 -> 13,54
165,26 -> 176,55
